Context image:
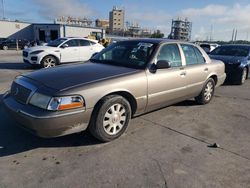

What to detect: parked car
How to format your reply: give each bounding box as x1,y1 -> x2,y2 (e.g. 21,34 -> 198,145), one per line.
22,37 -> 104,68
200,43 -> 220,54
0,38 -> 7,44
3,39 -> 226,142
0,39 -> 30,50
209,44 -> 250,84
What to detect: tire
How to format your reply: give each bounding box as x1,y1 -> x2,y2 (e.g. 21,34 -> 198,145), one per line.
89,95 -> 131,142
195,78 -> 215,105
238,67 -> 247,85
41,56 -> 57,68
3,46 -> 8,50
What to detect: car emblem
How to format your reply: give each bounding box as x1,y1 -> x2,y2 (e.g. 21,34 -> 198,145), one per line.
14,87 -> 19,96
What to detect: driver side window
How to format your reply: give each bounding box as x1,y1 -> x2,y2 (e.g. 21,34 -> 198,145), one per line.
64,39 -> 79,47
157,44 -> 182,67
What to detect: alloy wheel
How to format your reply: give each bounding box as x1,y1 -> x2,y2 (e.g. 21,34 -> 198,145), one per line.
242,68 -> 247,84
204,81 -> 214,101
43,57 -> 56,68
103,103 -> 127,135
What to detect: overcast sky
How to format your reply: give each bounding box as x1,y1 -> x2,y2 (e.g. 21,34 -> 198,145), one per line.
1,0 -> 250,41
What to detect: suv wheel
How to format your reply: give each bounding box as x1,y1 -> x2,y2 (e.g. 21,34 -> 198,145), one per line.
41,56 -> 57,68
3,46 -> 8,50
195,78 -> 215,105
239,68 -> 247,85
89,95 -> 131,142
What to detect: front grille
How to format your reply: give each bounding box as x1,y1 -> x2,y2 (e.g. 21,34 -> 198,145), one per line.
23,51 -> 28,57
11,82 -> 32,104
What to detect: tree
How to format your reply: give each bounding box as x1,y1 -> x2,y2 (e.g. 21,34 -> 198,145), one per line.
150,30 -> 164,38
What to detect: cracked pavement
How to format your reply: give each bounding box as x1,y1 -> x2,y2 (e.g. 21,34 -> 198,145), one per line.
0,51 -> 250,188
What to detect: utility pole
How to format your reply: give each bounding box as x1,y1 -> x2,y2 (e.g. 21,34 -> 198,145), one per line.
1,0 -> 5,20
234,29 -> 237,42
231,29 -> 235,42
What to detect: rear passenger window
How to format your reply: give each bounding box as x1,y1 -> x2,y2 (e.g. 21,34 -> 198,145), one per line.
193,47 -> 205,63
157,44 -> 182,67
79,40 -> 91,46
181,44 -> 205,65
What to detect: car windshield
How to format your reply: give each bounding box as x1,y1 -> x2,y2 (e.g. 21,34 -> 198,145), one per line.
90,41 -> 156,69
47,38 -> 68,47
210,46 -> 250,57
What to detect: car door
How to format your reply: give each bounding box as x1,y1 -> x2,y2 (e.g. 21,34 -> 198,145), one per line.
60,39 -> 80,63
146,43 -> 188,112
180,44 -> 209,96
78,39 -> 93,61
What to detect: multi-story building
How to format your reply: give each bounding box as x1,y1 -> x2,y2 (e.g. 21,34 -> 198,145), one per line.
109,6 -> 125,34
169,18 -> 192,41
55,16 -> 93,27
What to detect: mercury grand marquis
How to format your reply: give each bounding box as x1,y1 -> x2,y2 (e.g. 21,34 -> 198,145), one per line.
3,39 -> 226,142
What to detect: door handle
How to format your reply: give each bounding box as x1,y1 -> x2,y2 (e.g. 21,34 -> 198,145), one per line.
204,68 -> 209,72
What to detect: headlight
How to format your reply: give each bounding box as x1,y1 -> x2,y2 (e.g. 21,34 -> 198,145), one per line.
48,95 -> 84,111
30,50 -> 44,55
29,93 -> 84,111
29,93 -> 51,109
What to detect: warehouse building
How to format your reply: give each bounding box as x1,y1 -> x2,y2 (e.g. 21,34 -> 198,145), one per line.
0,20 -> 105,42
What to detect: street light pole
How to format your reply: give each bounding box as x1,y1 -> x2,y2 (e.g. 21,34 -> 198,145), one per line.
2,0 -> 5,20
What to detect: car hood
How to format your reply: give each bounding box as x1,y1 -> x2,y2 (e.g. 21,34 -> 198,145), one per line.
25,46 -> 58,52
22,62 -> 141,91
209,55 -> 245,64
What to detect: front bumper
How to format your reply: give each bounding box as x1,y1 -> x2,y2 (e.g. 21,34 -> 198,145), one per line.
3,93 -> 93,138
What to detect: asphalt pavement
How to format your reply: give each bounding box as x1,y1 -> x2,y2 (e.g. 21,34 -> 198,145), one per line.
0,50 -> 250,188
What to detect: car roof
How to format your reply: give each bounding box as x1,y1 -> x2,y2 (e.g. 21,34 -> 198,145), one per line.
60,37 -> 97,43
221,44 -> 250,48
118,38 -> 186,45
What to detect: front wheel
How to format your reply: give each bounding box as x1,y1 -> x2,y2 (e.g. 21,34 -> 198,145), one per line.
41,56 -> 57,68
89,95 -> 131,142
3,46 -> 8,50
195,78 -> 215,105
238,68 -> 247,85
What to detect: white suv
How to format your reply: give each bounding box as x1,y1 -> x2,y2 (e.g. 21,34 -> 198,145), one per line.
23,37 -> 104,68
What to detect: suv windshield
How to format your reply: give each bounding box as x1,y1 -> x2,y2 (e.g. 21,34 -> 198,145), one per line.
210,46 -> 250,57
90,41 -> 156,69
47,38 -> 68,47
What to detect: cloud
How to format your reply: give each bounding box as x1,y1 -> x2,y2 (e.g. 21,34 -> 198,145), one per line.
125,7 -> 171,35
179,4 -> 228,18
178,3 -> 250,40
33,0 -> 95,20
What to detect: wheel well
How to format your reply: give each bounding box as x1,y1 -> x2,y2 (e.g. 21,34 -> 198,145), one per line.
209,75 -> 218,85
41,55 -> 60,64
94,91 -> 137,116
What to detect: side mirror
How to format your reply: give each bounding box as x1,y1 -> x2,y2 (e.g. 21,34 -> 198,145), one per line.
156,60 -> 171,69
61,43 -> 69,48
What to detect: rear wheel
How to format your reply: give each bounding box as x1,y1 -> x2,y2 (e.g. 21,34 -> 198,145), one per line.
3,46 -> 8,50
41,56 -> 57,68
89,95 -> 131,142
195,78 -> 215,105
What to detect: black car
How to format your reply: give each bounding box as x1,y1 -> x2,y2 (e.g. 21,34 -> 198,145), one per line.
209,45 -> 250,85
0,39 -> 30,50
